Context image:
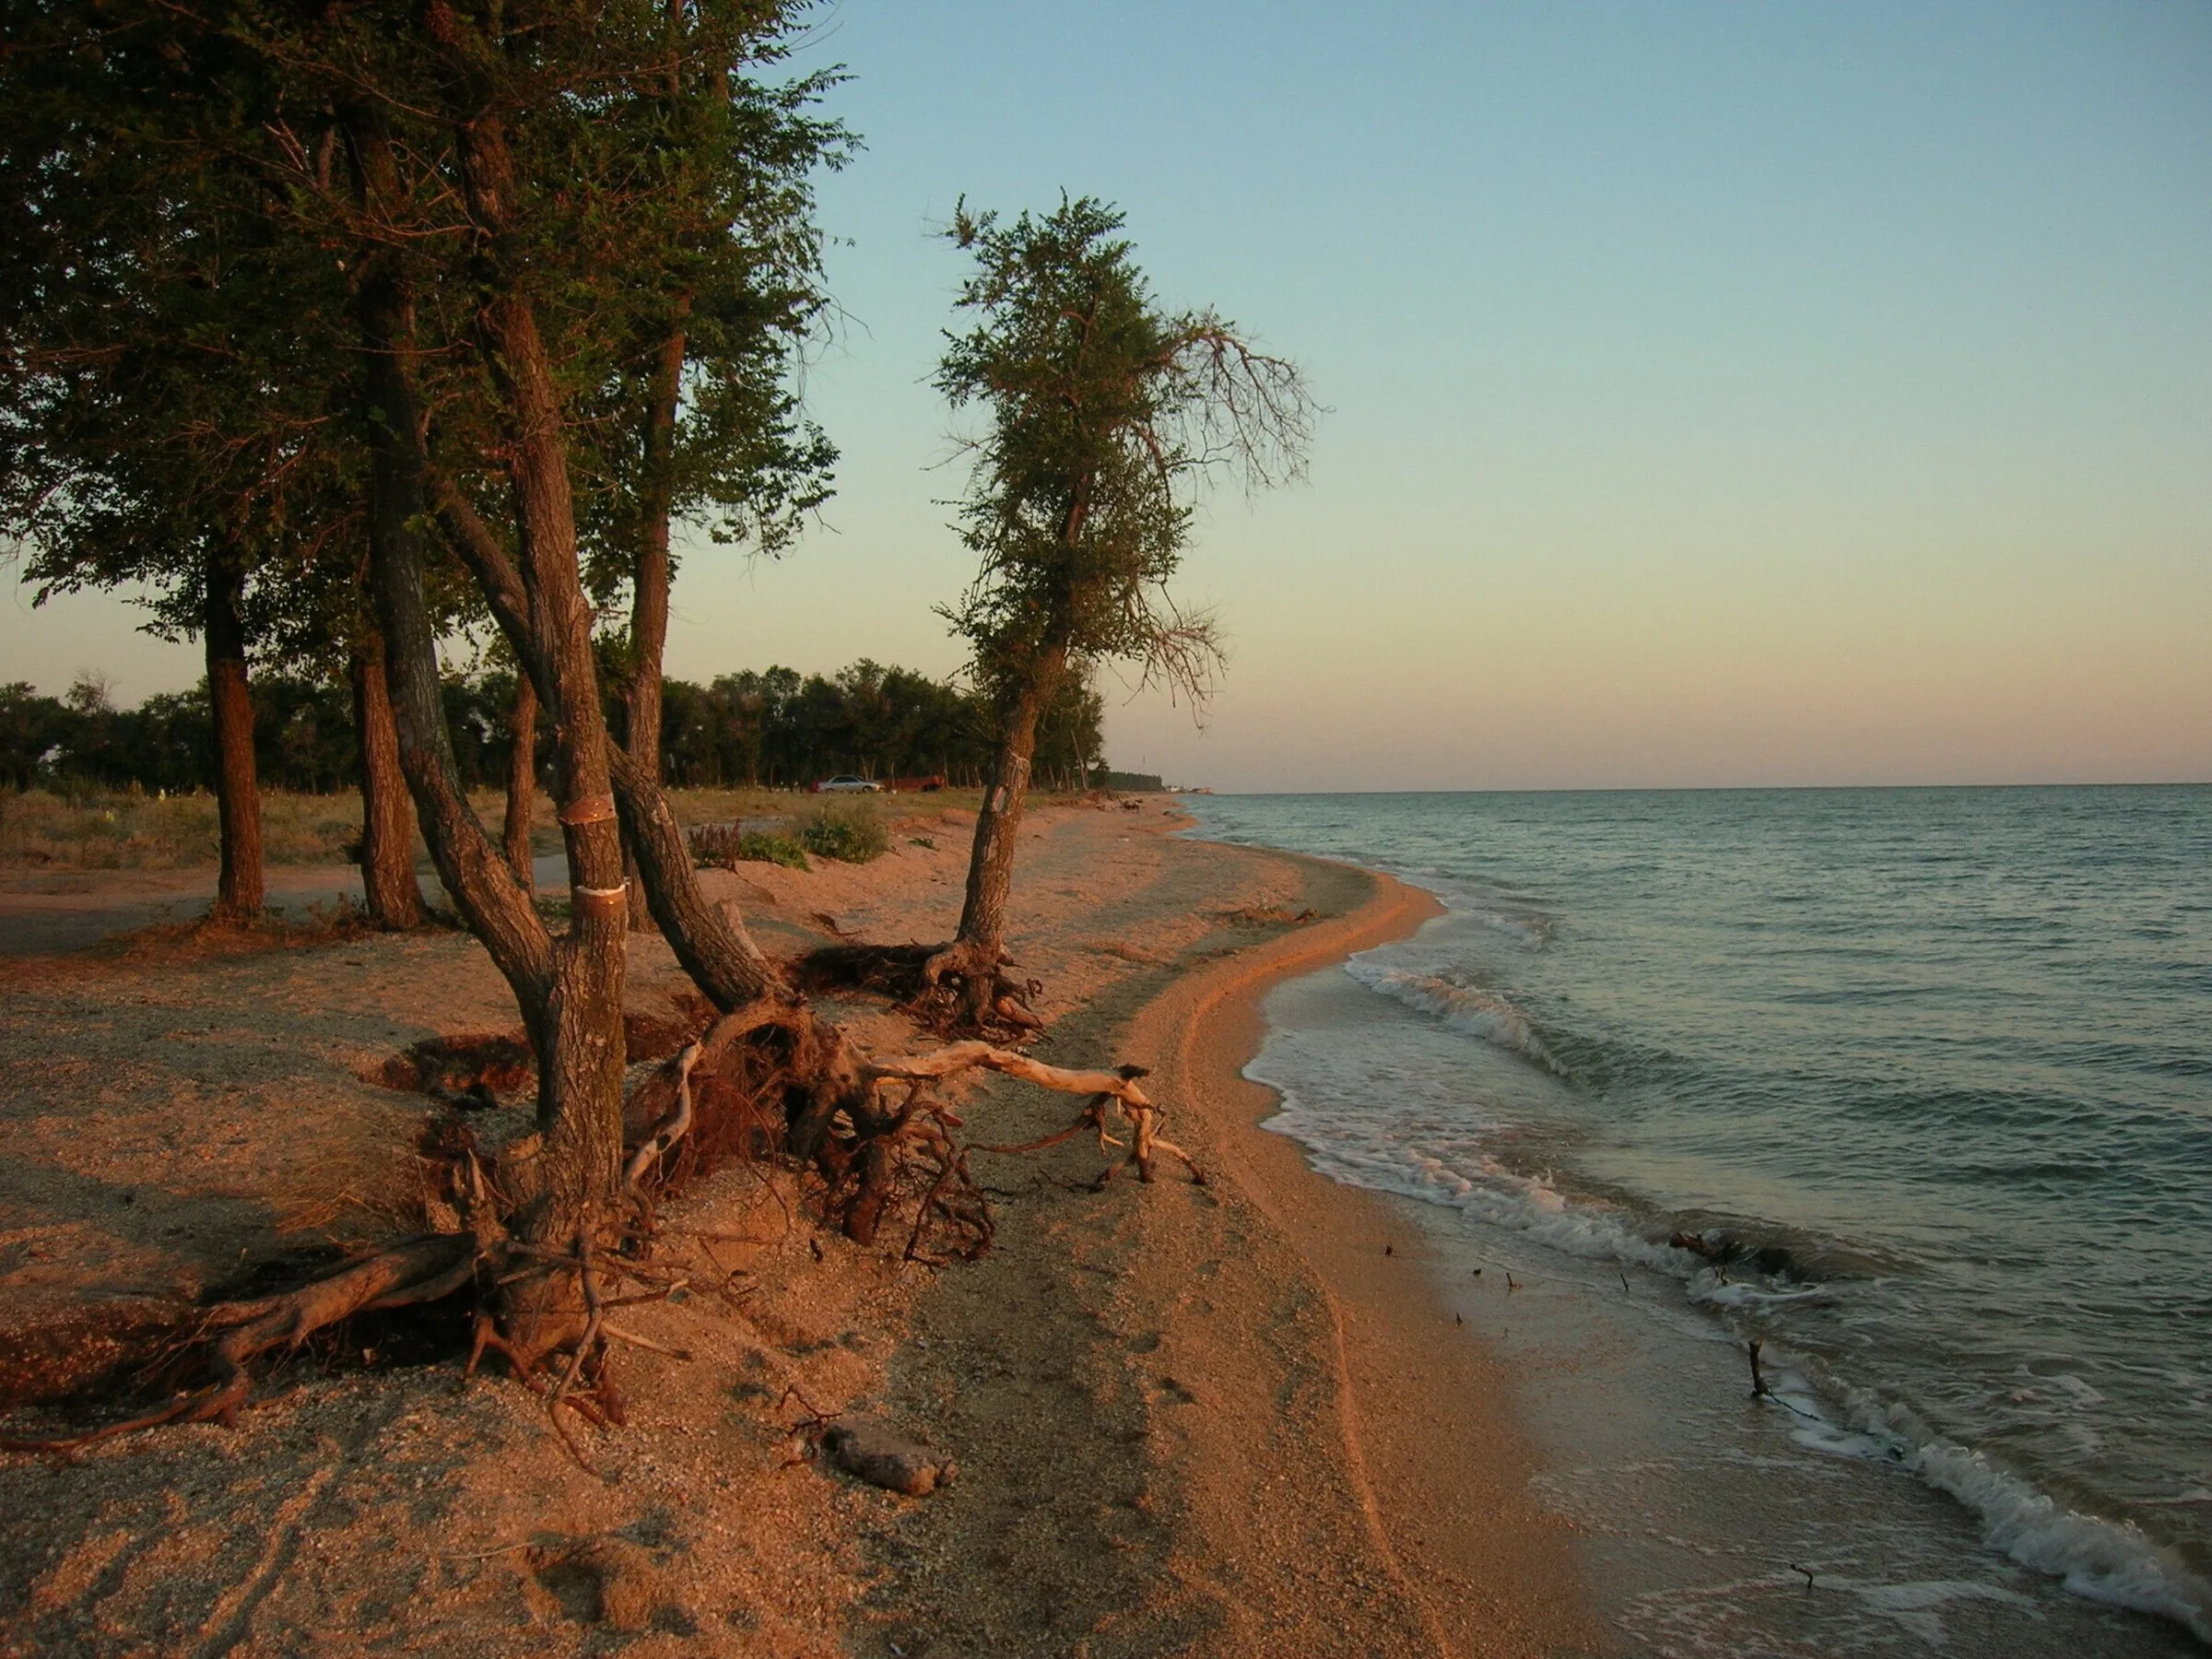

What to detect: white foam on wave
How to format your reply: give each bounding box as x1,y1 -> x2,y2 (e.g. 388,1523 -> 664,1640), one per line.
1257,1074 -> 2212,1646
1692,1278 -> 1835,1312
1253,1081 -> 1696,1277
1345,961 -> 1566,1075
1459,903 -> 1553,948
1812,1380 -> 2212,1643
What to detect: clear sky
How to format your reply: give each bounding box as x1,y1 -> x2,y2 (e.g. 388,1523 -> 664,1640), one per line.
6,0 -> 2207,790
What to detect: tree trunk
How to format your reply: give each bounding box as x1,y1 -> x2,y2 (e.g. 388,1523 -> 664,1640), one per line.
350,636 -> 425,929
951,644 -> 1068,1019
504,674 -> 537,893
622,304 -> 688,932
608,747 -> 782,1011
350,101 -> 625,1366
451,109 -> 630,1347
418,347 -> 781,1025
204,543 -> 263,924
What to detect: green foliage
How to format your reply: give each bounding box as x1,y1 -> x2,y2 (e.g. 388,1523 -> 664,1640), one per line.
798,800 -> 888,864
687,821 -> 808,870
1,658 -> 1112,797
1,0 -> 849,701
0,0 -> 366,653
937,194 -> 1317,702
742,831 -> 813,869
656,659 -> 1101,789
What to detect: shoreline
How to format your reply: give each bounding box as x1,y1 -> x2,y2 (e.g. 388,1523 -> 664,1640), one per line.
5,797 -> 2201,1653
845,828 -> 1602,1657
0,807 -> 1579,1654
1100,844 -> 1601,1655
1170,810 -> 2210,1658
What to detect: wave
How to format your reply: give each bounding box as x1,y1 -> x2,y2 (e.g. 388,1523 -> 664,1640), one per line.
1345,962 -> 1565,1074
1255,1088 -> 2212,1646
1454,902 -> 1554,948
1811,1377 -> 2212,1643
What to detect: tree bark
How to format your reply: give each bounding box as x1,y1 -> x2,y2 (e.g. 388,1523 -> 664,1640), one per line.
504,674 -> 537,893
609,747 -> 782,1010
349,100 -> 625,1364
449,107 -> 631,1335
350,636 -> 425,929
204,542 -> 263,923
950,642 -> 1068,1018
622,302 -> 688,932
428,390 -> 781,1022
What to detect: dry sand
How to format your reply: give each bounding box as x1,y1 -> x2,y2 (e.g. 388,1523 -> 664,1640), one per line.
0,802 -> 1596,1656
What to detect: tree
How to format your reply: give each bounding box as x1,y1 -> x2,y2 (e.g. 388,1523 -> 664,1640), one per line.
572,34 -> 842,925
1,5 -> 1197,1456
0,1 -> 365,921
0,682 -> 65,790
248,521 -> 429,928
926,195 -> 1316,1021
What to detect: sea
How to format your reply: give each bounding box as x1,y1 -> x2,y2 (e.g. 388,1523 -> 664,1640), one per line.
1183,786 -> 2210,1657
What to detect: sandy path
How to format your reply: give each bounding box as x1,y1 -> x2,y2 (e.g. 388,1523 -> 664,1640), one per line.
1117,853 -> 1601,1657
0,855 -> 595,957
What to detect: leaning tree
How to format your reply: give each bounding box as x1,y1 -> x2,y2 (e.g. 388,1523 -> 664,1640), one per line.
924,195 -> 1319,1024
1,0 -> 1208,1456
567,28 -> 841,927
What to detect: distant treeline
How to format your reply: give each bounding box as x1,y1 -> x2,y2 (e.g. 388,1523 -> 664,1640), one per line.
1,661 -> 1107,796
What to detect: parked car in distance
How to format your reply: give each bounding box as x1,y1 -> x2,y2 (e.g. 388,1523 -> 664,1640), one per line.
812,775 -> 882,794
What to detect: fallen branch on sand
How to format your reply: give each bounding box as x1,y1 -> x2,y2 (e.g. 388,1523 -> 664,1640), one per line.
0,1233 -> 476,1452
867,1042 -> 1204,1188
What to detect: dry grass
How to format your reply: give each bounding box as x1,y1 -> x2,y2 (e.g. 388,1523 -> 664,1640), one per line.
0,789 -> 363,872
0,782 -> 1034,874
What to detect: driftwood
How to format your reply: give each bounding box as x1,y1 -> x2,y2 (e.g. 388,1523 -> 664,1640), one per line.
865,1041 -> 1202,1189
0,1232 -> 476,1452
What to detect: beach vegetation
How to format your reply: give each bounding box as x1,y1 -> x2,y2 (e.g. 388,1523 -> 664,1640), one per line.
0,0 -> 1182,1460
799,798 -> 891,864
2,660 -> 1106,799
923,194 -> 1318,1024
687,821 -> 810,871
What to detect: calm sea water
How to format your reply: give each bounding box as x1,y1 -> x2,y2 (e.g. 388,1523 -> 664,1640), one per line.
1186,786 -> 2211,1649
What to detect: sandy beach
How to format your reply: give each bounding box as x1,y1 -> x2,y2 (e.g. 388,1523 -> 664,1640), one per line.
0,800 -> 1595,1656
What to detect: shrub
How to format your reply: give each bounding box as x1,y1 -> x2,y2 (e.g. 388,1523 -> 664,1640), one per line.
687,822 -> 810,871
799,799 -> 889,864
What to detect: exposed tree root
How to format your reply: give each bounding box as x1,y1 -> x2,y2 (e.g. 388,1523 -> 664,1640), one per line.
0,1006 -> 1194,1455
796,940 -> 1045,1041
0,1232 -> 476,1452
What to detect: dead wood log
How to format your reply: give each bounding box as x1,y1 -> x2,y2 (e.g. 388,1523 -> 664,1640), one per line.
624,1041 -> 700,1191
867,1044 -> 1204,1187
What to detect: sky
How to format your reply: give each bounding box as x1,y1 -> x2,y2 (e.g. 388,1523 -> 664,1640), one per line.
6,0 -> 2207,791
